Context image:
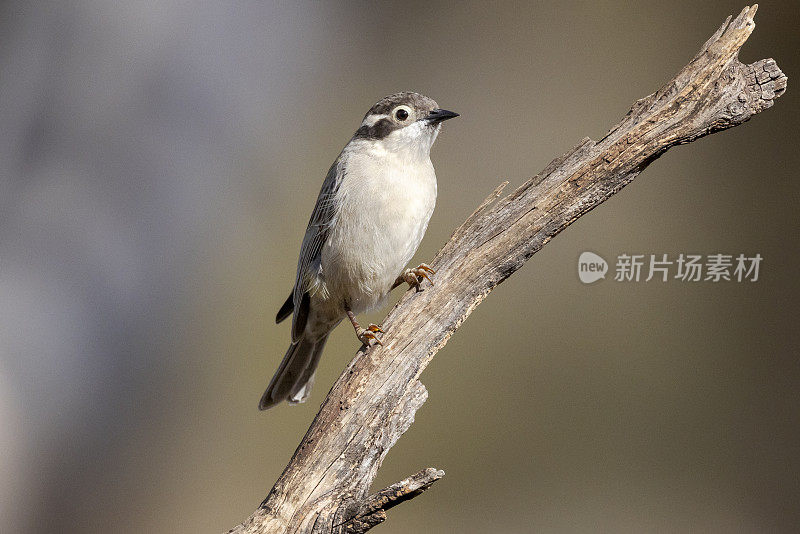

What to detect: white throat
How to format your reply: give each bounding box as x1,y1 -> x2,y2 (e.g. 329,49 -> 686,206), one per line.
380,121 -> 441,162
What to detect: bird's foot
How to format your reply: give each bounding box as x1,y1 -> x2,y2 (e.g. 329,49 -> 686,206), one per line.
400,263 -> 435,290
356,323 -> 384,346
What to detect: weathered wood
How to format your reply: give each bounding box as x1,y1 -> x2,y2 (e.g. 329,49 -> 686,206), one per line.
229,6 -> 786,533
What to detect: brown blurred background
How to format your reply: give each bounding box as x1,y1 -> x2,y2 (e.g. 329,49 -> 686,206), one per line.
0,1 -> 797,533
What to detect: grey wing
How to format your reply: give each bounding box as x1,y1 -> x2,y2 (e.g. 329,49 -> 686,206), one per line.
290,157 -> 345,341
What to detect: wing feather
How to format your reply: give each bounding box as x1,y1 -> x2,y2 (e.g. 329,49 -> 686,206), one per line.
290,156 -> 346,340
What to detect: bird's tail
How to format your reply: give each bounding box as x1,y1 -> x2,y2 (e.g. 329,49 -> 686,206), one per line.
258,334 -> 329,410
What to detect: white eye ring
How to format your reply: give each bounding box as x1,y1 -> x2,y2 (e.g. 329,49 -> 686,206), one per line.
393,106 -> 413,122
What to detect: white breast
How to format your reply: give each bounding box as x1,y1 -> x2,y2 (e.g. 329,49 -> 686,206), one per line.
322,139 -> 437,314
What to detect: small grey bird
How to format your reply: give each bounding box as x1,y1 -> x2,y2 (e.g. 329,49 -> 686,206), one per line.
260,92 -> 458,410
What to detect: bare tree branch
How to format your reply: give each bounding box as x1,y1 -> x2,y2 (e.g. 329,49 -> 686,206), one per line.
229,6 -> 786,533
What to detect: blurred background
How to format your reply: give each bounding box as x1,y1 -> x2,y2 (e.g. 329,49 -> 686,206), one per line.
1,1 -> 797,532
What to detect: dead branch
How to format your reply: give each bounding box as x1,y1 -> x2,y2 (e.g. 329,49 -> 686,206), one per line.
229,6 -> 786,533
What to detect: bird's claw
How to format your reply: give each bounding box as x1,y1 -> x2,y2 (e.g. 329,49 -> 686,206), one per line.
402,263 -> 436,290
357,324 -> 384,346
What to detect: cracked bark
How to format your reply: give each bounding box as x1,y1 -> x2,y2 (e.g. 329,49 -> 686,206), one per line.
228,6 -> 786,533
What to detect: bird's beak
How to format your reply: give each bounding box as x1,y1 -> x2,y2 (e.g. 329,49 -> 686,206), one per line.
424,108 -> 459,123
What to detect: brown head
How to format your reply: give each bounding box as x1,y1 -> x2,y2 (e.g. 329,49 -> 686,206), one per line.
353,92 -> 458,142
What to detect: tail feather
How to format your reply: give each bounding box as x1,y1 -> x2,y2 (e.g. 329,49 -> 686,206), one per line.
287,335 -> 328,404
259,334 -> 328,410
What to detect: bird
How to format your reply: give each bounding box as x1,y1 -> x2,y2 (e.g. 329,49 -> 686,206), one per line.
259,92 -> 458,410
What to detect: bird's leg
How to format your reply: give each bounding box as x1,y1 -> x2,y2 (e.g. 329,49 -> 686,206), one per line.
391,262 -> 436,291
345,306 -> 383,346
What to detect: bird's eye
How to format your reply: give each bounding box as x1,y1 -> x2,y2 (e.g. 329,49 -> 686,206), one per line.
395,108 -> 409,121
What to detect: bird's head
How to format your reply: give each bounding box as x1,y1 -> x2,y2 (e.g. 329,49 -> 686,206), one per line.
353,92 -> 458,157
